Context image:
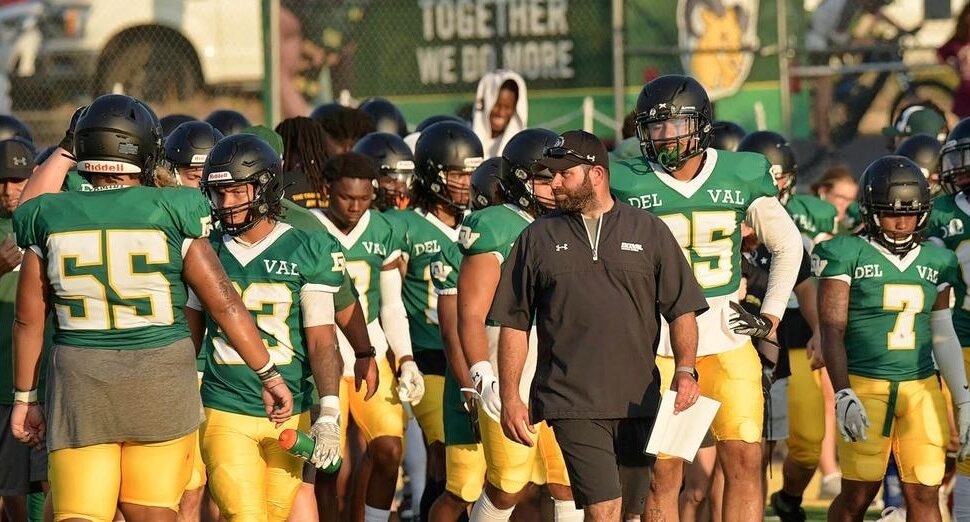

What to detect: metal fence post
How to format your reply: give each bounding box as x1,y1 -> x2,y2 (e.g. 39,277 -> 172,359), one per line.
261,0 -> 281,127
612,0 -> 625,143
778,0 -> 792,138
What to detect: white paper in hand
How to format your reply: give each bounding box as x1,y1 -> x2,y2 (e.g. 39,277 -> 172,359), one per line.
644,391 -> 721,462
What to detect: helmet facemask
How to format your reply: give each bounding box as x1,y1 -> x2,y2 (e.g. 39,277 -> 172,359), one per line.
861,200 -> 931,256
940,142 -> 970,195
635,111 -> 711,173
772,165 -> 797,205
376,163 -> 414,211
423,161 -> 479,212
203,171 -> 281,236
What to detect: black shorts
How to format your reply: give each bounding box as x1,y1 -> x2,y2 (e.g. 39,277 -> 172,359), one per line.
548,417 -> 655,511
0,404 -> 48,495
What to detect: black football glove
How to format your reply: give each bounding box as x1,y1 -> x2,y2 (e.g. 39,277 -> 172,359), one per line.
729,301 -> 773,339
59,105 -> 86,155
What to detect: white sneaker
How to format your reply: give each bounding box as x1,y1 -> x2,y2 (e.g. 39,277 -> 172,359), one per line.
877,507 -> 907,522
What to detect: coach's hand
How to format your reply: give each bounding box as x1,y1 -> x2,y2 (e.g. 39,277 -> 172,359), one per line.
354,357 -> 379,401
10,402 -> 45,449
671,371 -> 699,414
835,388 -> 870,442
501,397 -> 536,447
262,376 -> 293,426
957,402 -> 970,461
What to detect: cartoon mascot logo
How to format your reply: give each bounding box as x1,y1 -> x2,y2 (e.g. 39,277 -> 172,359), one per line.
677,0 -> 760,100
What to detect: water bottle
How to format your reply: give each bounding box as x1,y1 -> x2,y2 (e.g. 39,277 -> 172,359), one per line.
278,429 -> 341,473
883,456 -> 904,509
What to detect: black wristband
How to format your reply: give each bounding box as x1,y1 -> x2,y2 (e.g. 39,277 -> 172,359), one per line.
256,364 -> 282,383
355,346 -> 377,359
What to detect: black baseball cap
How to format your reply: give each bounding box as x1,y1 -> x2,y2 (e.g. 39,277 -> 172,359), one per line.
0,138 -> 35,179
536,130 -> 609,172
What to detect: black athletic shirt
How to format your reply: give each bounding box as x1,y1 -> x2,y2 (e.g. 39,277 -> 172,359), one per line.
489,200 -> 708,421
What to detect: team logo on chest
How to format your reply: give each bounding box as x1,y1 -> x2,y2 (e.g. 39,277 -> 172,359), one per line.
916,265 -> 940,284
854,264 -> 884,279
362,241 -> 387,257
263,259 -> 300,276
628,193 -> 664,209
414,240 -> 441,256
707,189 -> 745,205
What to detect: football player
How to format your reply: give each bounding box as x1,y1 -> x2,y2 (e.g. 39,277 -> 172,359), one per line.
384,120 -> 483,521
164,120 -> 224,188
816,156 -> 970,520
895,133 -> 943,197
189,134 -> 376,520
353,132 -> 416,212
925,118 -> 970,518
9,94 -> 294,522
610,75 -> 803,522
457,128 -> 580,522
312,151 -> 423,522
736,131 -> 833,522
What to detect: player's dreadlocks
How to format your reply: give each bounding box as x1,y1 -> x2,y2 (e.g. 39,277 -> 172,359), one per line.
322,152 -> 379,182
275,116 -> 329,197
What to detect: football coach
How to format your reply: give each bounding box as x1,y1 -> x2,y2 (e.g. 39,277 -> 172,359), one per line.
488,130 -> 709,521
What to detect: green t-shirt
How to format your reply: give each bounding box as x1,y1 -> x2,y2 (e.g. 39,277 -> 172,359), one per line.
609,149 -> 777,297
13,186 -> 211,349
812,235 -> 957,380
786,193 -> 838,245
199,224 -> 346,417
0,216 -> 53,404
316,209 -> 402,323
926,192 -> 970,346
384,208 -> 460,352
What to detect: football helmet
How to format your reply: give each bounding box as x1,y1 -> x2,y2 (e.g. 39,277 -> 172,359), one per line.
204,110 -> 251,136
201,134 -> 284,235
500,127 -> 558,213
414,121 -> 483,211
353,132 -> 415,211
73,94 -> 162,180
894,133 -> 941,195
634,75 -> 713,172
737,130 -> 798,204
164,121 -> 224,168
470,157 -> 508,211
859,155 -> 931,255
416,114 -> 466,133
940,117 -> 970,195
159,114 -> 196,137
711,120 -> 746,152
359,97 -> 408,137
0,115 -> 32,143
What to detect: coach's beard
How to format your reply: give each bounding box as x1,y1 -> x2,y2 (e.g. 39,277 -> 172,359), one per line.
554,170 -> 595,213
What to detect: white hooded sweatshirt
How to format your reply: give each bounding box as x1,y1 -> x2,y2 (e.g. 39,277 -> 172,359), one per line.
472,70 -> 528,159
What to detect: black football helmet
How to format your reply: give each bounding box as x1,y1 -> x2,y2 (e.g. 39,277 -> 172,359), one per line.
359,97 -> 408,137
416,114 -> 466,133
73,94 -> 162,181
0,115 -> 32,143
859,155 -> 931,255
160,114 -> 196,137
737,131 -> 798,204
165,121 -> 224,167
353,132 -> 415,211
204,110 -> 251,136
499,128 -> 558,214
940,117 -> 970,195
310,103 -> 343,125
711,121 -> 746,152
634,75 -> 713,172
470,157 -> 508,211
414,121 -> 483,212
894,133 -> 941,195
201,134 -> 284,235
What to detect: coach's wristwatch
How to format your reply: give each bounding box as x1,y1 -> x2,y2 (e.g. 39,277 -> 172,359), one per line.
675,366 -> 699,381
355,346 -> 377,359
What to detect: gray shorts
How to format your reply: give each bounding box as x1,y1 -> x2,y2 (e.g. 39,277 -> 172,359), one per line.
548,417 -> 655,511
46,339 -> 204,451
0,404 -> 47,495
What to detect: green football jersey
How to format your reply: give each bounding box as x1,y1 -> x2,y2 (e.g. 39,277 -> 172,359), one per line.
199,224 -> 346,417
610,149 -> 777,297
62,169 -> 93,192
786,193 -> 838,245
458,204 -> 532,263
13,186 -> 211,349
926,192 -> 970,346
385,208 -> 460,352
813,235 -> 957,381
0,216 -> 53,404
315,209 -> 402,323
431,240 -> 463,295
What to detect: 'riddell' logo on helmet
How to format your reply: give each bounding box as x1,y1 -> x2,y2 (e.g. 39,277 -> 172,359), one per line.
76,160 -> 142,174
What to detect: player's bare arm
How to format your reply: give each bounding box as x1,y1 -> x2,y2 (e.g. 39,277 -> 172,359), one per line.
668,311 -> 700,414
497,325 -> 535,447
182,237 -> 293,423
20,106 -> 83,204
818,278 -> 850,391
10,249 -> 49,447
793,278 -> 824,368
334,298 -> 379,400
305,324 -> 342,399
457,253 -> 500,368
438,293 -> 475,413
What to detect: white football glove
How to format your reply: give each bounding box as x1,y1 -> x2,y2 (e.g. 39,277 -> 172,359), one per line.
396,360 -> 425,406
835,388 -> 870,442
958,402 -> 970,462
470,361 -> 502,423
310,397 -> 341,469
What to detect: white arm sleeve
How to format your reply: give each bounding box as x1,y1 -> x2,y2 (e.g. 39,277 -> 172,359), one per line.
746,195 -> 804,319
380,268 -> 413,359
932,309 -> 970,405
186,288 -> 202,311
301,289 -> 336,327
